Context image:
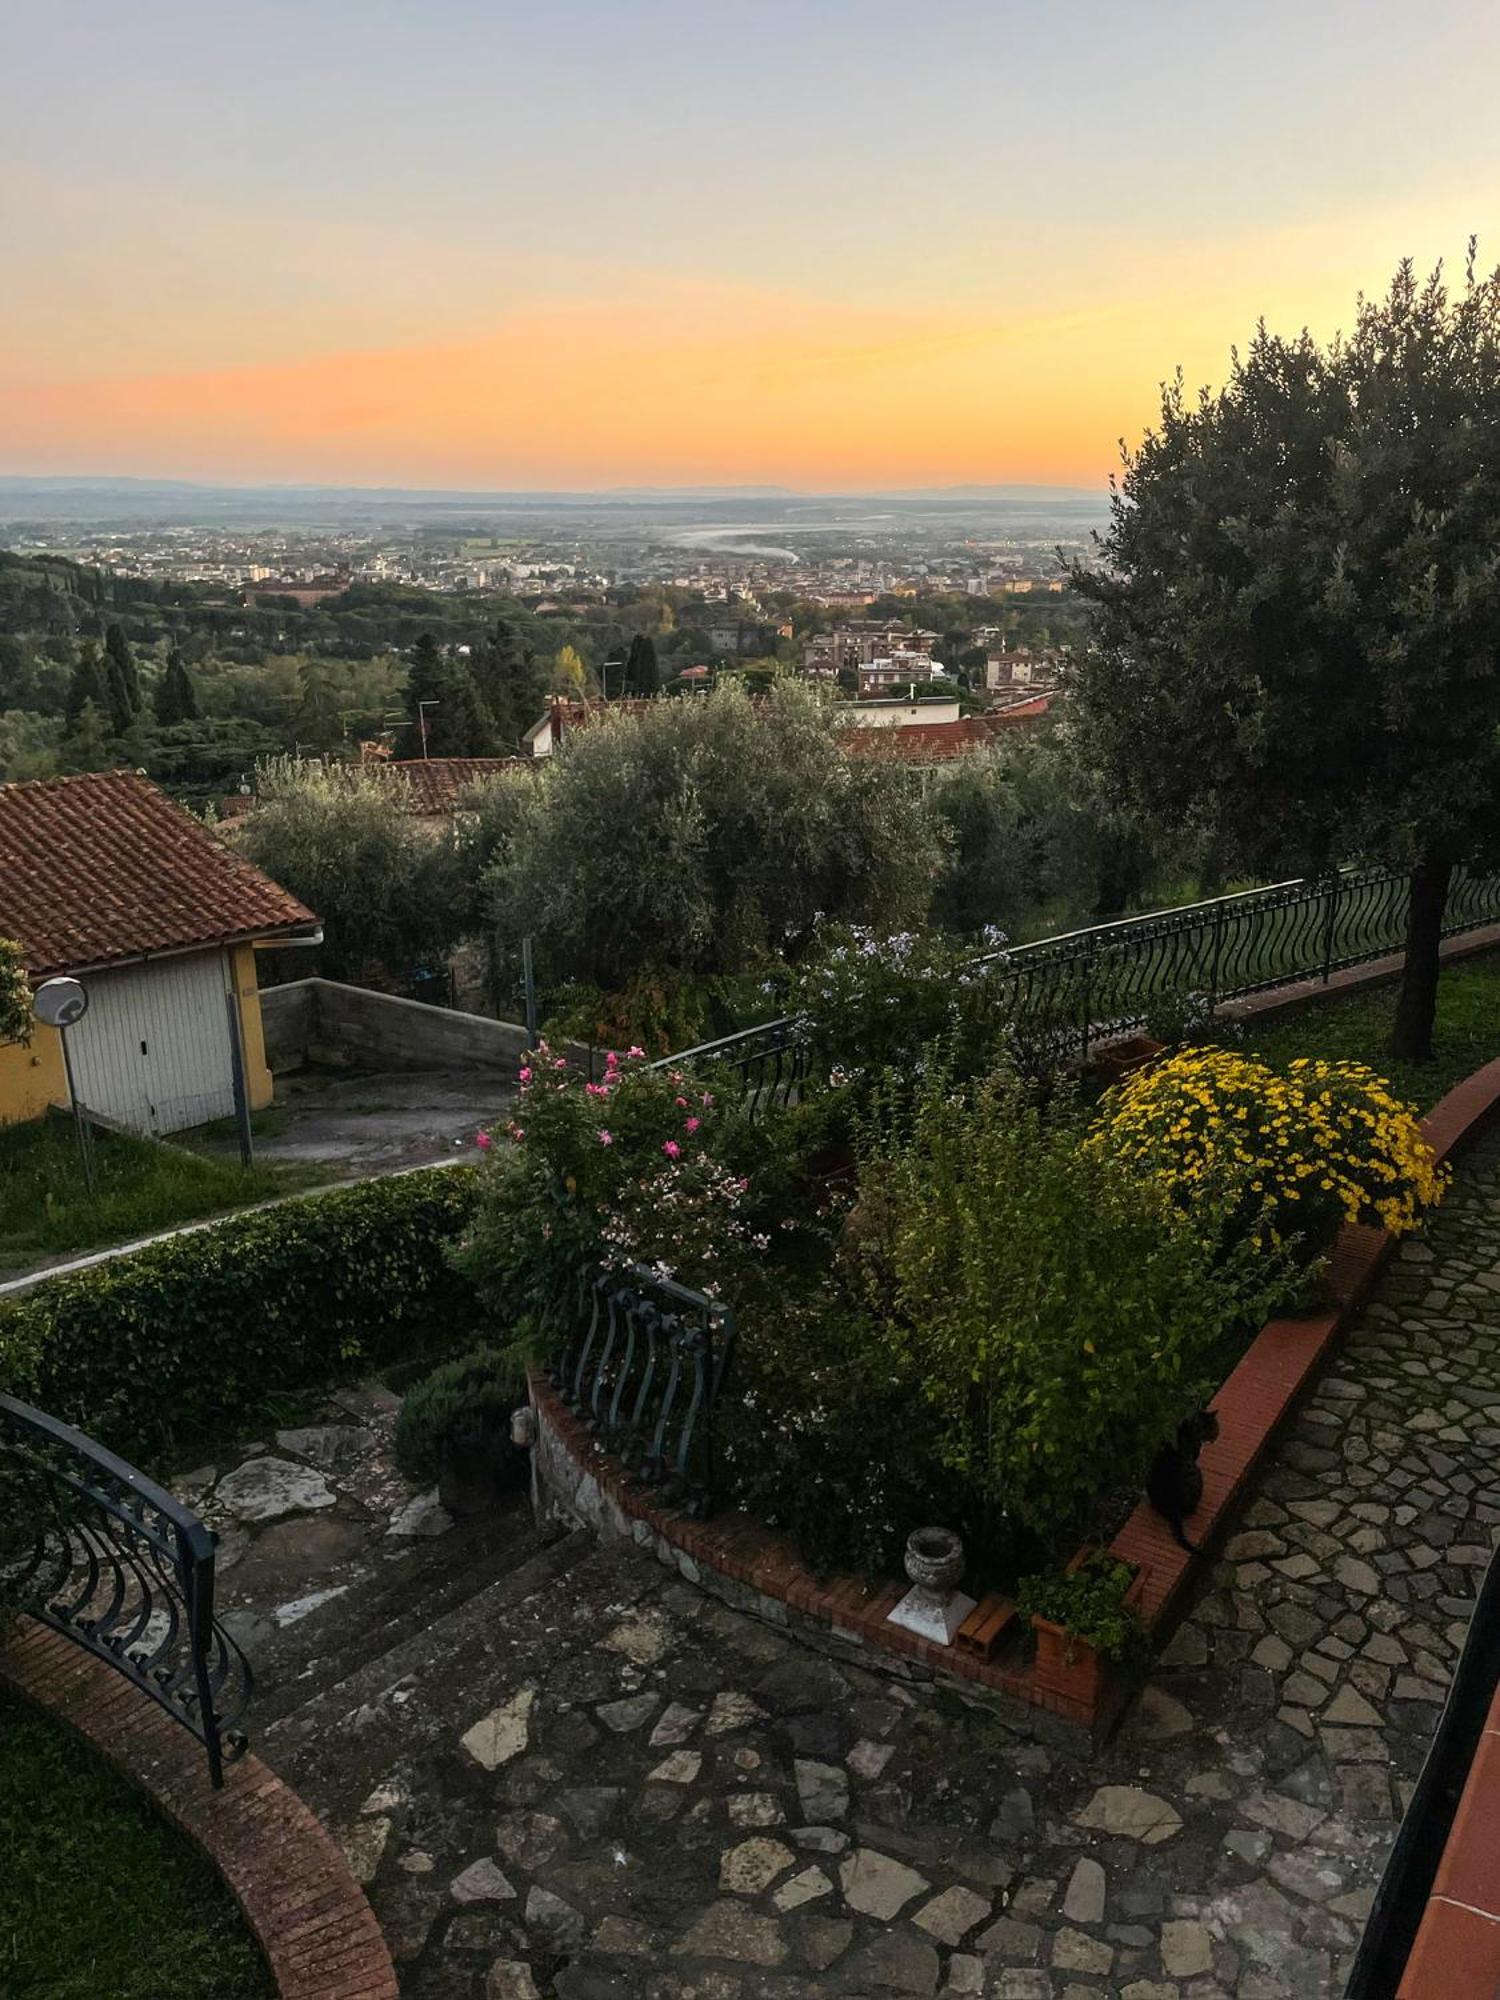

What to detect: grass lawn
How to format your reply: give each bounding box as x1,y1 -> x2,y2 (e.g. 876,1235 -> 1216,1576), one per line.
0,1117 -> 314,1269
0,1684 -> 273,2000
1238,949 -> 1500,1110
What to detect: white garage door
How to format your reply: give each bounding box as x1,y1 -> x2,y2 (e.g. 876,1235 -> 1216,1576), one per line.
66,951 -> 236,1135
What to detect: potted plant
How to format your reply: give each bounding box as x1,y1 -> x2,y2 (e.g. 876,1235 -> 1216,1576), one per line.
394,1347 -> 530,1516
1017,1552 -> 1143,1709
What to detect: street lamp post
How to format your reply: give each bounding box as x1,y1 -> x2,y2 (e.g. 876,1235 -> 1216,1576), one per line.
33,976 -> 97,1198
417,699 -> 440,759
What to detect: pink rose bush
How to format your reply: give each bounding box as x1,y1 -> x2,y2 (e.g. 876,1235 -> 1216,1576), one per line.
455,1043 -> 764,1317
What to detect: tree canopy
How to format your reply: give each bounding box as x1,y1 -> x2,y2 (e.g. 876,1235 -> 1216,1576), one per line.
1070,249 -> 1500,1057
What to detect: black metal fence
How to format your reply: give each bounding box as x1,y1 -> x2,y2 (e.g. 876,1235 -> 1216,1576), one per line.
549,1265 -> 736,1516
664,863 -> 1500,1088
0,1393 -> 251,1786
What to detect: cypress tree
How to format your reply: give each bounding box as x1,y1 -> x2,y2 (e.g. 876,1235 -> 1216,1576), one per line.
624,633 -> 660,696
103,623 -> 141,716
64,642 -> 109,722
155,650 -> 200,725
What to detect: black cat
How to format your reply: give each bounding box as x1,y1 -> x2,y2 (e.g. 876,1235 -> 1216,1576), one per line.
1146,1408 -> 1220,1555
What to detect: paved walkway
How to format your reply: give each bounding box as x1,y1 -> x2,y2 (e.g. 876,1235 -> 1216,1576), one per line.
211,1129 -> 1500,1999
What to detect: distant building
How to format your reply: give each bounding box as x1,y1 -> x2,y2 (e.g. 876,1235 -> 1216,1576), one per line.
984,645 -> 1066,697
804,621 -> 939,679
857,652 -> 942,695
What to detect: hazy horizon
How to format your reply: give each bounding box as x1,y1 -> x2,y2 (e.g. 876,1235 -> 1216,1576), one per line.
6,2 -> 1500,489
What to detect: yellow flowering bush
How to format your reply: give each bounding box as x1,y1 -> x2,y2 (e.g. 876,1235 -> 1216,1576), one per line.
1092,1047 -> 1447,1251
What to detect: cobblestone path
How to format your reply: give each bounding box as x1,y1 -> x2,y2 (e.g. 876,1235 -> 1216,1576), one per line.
250,1129 -> 1500,1999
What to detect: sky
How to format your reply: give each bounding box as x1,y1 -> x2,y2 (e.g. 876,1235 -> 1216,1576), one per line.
3,0 -> 1500,493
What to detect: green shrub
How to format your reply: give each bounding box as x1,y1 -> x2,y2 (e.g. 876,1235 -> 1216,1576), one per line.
1017,1555 -> 1143,1661
849,1069 -> 1291,1553
0,936 -> 30,1045
0,1169 -> 480,1465
394,1346 -> 528,1487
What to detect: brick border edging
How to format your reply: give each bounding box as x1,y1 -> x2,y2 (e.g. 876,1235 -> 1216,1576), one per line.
0,1617 -> 398,2000
1108,1053 -> 1500,1633
1399,1677 -> 1500,1998
533,1056 -> 1500,1735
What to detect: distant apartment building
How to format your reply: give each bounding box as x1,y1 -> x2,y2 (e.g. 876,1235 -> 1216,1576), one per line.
984,644 -> 1066,697
858,652 -> 942,695
803,621 -> 939,679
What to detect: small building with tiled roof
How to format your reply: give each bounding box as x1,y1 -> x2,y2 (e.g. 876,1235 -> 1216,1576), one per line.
840,698 -> 1052,764
0,770 -> 319,1134
363,757 -> 531,816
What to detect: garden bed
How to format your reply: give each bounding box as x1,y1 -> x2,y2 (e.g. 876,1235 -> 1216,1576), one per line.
530,1053 -> 1500,1735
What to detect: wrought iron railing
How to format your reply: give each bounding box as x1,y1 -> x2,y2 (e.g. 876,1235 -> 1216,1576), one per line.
654,1017 -> 811,1117
664,863 -> 1500,1083
0,1393 -> 251,1787
549,1266 -> 736,1516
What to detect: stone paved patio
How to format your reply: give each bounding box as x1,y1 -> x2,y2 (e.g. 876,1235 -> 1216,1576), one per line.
213,1128 -> 1500,1999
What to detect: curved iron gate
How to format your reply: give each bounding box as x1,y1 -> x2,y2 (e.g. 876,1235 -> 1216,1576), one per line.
550,1265 -> 737,1517
0,1392 -> 251,1786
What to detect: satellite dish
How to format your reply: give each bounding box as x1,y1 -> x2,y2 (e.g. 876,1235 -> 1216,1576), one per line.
34,976 -> 88,1029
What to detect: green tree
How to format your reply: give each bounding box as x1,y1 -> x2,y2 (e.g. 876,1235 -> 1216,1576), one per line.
470,620 -> 546,749
154,650 -> 199,725
397,634 -> 498,758
103,623 -> 141,732
1070,250 -> 1500,1060
63,644 -> 108,723
483,680 -> 944,999
57,699 -> 112,773
238,760 -> 463,985
623,633 -> 660,696
0,938 -> 31,1044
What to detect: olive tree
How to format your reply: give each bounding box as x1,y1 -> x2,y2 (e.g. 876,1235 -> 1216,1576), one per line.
483,680 -> 945,997
1070,250 -> 1500,1059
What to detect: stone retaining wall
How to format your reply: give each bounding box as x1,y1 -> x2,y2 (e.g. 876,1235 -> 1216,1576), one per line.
260,978 -> 533,1076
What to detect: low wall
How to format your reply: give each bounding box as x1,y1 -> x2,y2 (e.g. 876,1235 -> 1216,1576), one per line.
260,978 -> 533,1076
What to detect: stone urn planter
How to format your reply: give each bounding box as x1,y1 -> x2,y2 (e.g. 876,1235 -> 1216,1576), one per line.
887,1526 -> 976,1646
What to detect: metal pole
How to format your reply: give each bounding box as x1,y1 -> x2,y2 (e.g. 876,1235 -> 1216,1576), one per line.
522,935 -> 539,1046
221,955 -> 254,1169
58,1030 -> 97,1199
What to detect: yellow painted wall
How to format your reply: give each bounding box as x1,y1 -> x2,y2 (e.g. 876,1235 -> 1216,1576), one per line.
0,1022 -> 68,1125
230,943 -> 274,1111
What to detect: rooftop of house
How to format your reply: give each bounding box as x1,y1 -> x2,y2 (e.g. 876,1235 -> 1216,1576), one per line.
841,699 -> 1051,762
0,769 -> 318,978
363,757 -> 531,813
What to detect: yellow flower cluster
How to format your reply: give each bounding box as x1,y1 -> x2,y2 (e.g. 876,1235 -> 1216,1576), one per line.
1091,1047 -> 1448,1243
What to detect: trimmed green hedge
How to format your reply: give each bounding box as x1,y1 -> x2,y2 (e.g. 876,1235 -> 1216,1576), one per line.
0,1168 -> 480,1465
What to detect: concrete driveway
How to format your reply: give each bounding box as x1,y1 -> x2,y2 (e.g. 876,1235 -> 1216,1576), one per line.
215,1066 -> 516,1177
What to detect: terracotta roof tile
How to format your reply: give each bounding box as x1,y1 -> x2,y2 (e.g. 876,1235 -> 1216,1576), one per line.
842,700 -> 1051,762
0,770 -> 317,977
370,758 -> 531,813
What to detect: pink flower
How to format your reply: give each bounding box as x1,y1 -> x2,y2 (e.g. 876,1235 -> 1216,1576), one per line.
627,1045 -> 646,1059
684,1116 -> 700,1133
605,1050 -> 620,1069
585,1081 -> 608,1098
518,1066 -> 532,1083
552,1056 -> 568,1070
662,1140 -> 682,1159
598,1129 -> 614,1146
475,1129 -> 492,1151
701,1092 -> 715,1107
